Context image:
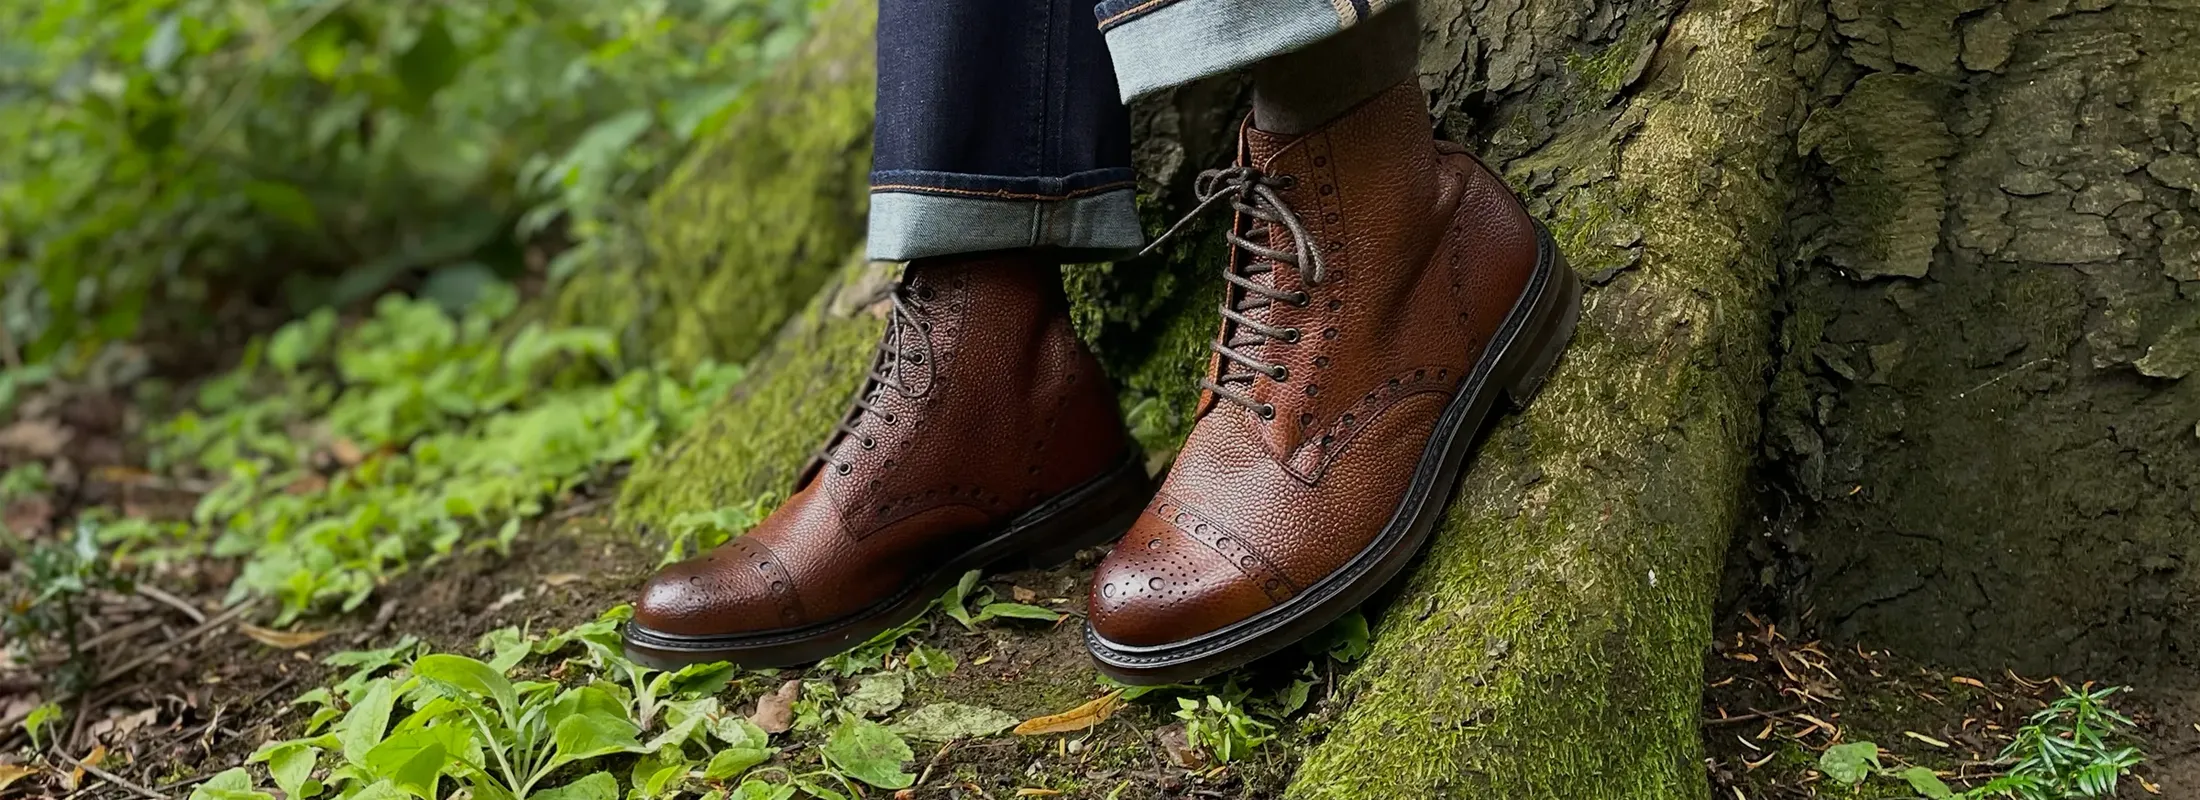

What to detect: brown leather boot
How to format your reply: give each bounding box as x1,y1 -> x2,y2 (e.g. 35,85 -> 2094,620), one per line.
626,254 -> 1147,669
1084,82 -> 1582,683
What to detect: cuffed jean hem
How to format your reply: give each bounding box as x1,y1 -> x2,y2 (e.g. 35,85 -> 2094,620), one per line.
1098,0 -> 1398,101
866,188 -> 1145,261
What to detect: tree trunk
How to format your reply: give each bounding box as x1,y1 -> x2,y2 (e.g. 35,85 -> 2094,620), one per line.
577,0 -> 2197,792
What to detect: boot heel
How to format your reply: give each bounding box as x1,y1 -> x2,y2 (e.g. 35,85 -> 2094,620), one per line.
1503,235 -> 1584,410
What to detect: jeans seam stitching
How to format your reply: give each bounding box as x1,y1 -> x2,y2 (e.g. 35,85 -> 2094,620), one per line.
869,181 -> 1136,201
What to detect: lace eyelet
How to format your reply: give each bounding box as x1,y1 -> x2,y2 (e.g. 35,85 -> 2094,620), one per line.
883,412 -> 898,423
1289,291 -> 1310,307
860,436 -> 876,450
1281,328 -> 1302,343
1257,404 -> 1277,420
1270,366 -> 1290,382
914,285 -> 937,301
908,352 -> 925,365
834,462 -> 852,475
1276,175 -> 1298,190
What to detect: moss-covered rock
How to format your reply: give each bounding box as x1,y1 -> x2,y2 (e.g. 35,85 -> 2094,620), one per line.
554,0 -> 876,372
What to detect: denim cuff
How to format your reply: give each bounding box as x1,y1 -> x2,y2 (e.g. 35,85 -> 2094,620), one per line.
1097,0 -> 1398,100
867,168 -> 1144,261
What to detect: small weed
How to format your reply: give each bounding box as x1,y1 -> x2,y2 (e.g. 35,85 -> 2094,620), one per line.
1821,684 -> 2145,799
1174,695 -> 1274,764
2,520 -> 129,689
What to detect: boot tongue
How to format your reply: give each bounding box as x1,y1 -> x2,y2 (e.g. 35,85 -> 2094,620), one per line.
1242,124 -> 1303,174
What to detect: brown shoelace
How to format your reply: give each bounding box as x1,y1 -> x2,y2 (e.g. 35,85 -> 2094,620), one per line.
1144,165 -> 1329,419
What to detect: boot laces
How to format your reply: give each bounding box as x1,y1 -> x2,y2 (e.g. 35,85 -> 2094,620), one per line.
1142,165 -> 1328,421
808,282 -> 932,478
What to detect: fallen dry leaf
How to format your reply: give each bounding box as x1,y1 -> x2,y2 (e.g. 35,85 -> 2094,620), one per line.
1013,690 -> 1123,736
541,573 -> 586,587
1951,676 -> 1987,689
0,763 -> 37,793
0,419 -> 70,457
65,744 -> 107,790
1014,790 -> 1062,797
329,438 -> 365,467
1903,730 -> 1951,748
1011,586 -> 1036,604
239,624 -> 334,650
750,679 -> 801,733
86,707 -> 159,742
1154,723 -> 1205,769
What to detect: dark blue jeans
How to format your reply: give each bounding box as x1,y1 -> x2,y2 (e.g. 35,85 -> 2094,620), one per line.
868,0 -> 1406,261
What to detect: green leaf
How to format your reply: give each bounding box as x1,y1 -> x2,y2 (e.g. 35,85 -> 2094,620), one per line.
259,743 -> 323,800
842,673 -> 905,718
189,767 -> 274,800
477,626 -> 534,675
395,15 -> 463,107
974,602 -> 1060,623
941,570 -> 982,629
710,716 -> 770,750
545,712 -> 644,773
1818,741 -> 1882,786
241,181 -> 321,232
413,654 -> 519,725
350,781 -> 410,800
821,718 -> 914,790
907,644 -> 956,677
143,16 -> 183,71
1899,766 -> 1953,798
727,781 -> 796,800
631,753 -> 690,799
657,660 -> 738,699
1274,678 -> 1316,717
1311,612 -> 1372,663
530,772 -> 617,800
703,746 -> 771,780
361,730 -> 447,799
642,712 -> 707,754
21,702 -> 61,749
340,678 -> 401,768
890,703 -> 1020,742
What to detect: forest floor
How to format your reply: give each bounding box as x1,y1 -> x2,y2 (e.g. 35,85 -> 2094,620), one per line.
0,319 -> 2182,800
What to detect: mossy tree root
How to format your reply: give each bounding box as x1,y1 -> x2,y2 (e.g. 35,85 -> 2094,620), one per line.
1286,0 -> 1805,795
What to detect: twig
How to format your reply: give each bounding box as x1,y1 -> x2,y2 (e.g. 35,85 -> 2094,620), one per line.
77,617 -> 165,652
49,748 -> 165,800
134,585 -> 207,625
1703,705 -> 1804,726
96,598 -> 259,685
915,739 -> 958,787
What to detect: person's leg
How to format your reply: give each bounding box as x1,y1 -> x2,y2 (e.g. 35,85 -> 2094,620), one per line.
868,0 -> 1140,262
1247,2 -> 1420,135
627,0 -> 1150,670
1083,0 -> 1585,682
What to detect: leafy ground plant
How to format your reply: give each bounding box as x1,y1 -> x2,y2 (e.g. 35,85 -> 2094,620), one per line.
1820,684 -> 2145,799
0,0 -> 811,362
152,290 -> 743,622
205,605 -> 928,800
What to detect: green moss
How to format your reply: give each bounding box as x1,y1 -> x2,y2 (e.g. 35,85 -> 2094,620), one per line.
1565,12 -> 1666,98
1065,199 -> 1228,456
555,0 -> 877,372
